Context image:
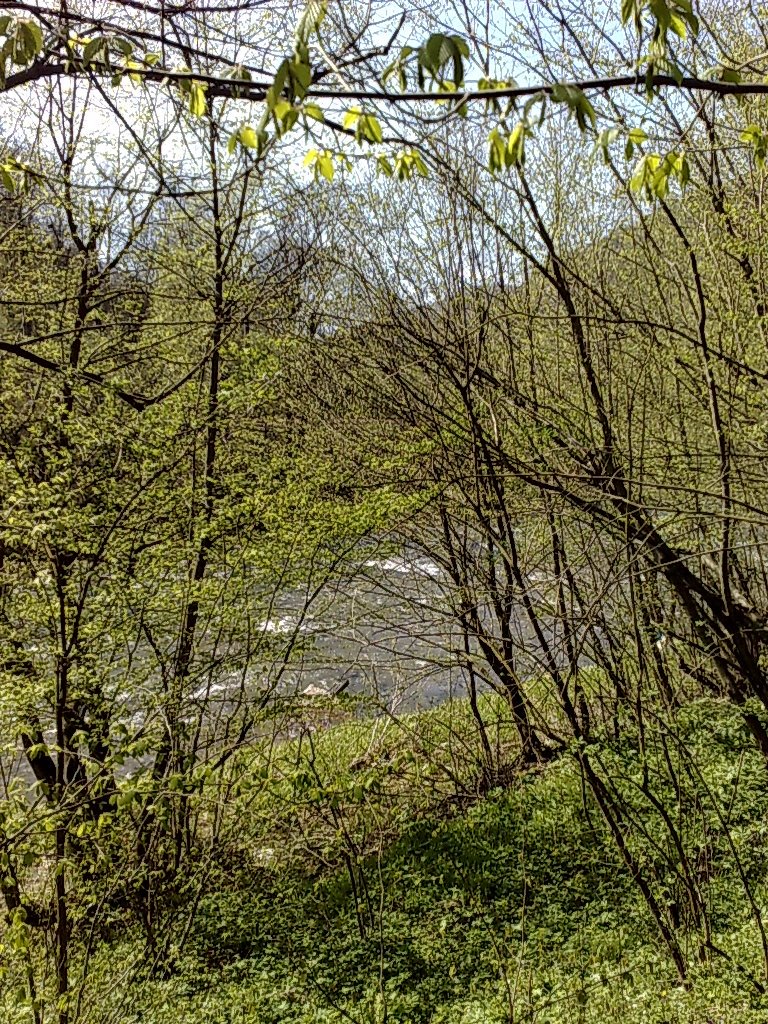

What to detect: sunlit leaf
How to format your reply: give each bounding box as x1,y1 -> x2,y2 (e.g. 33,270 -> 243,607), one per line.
240,125 -> 259,148
188,82 -> 207,117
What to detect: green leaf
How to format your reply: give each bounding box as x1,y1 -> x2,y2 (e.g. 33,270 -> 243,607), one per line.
282,108 -> 299,133
620,0 -> 638,26
228,63 -> 252,81
188,82 -> 207,117
629,149 -> 687,198
740,124 -> 762,142
83,37 -> 106,66
412,152 -> 428,176
668,13 -> 688,39
393,149 -> 429,179
382,46 -> 414,90
240,125 -> 259,148
669,150 -> 689,187
625,125 -> 648,160
296,0 -> 328,46
112,36 -> 133,57
267,59 -> 289,109
630,152 -> 660,195
342,107 -> 382,146
592,126 -> 620,164
20,19 -> 43,57
304,148 -> 337,182
124,59 -> 142,84
488,122 -> 531,174
506,121 -> 528,166
741,124 -> 767,168
423,33 -> 446,73
289,58 -> 312,100
343,106 -> 361,130
487,128 -> 504,174
272,98 -> 293,121
360,113 -> 383,144
418,32 -> 469,90
317,154 -> 334,181
303,102 -> 324,121
550,84 -> 596,132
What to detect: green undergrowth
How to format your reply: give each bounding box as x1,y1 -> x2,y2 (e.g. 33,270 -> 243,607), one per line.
88,695 -> 768,1022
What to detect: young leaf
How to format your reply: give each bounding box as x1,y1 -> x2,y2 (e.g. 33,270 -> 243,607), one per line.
303,102 -> 324,122
267,59 -> 289,109
112,36 -> 133,58
296,0 -> 328,46
288,58 -> 312,100
740,124 -> 767,168
0,165 -> 15,192
304,148 -> 337,182
621,0 -> 641,30
550,84 -> 596,132
625,125 -> 648,160
188,81 -> 207,117
630,152 -> 660,196
592,126 -> 620,164
239,125 -> 259,148
343,106 -> 362,130
507,121 -> 528,167
83,36 -> 107,67
317,153 -> 334,181
417,32 -> 469,90
20,18 -> 43,57
360,113 -> 383,144
272,98 -> 293,122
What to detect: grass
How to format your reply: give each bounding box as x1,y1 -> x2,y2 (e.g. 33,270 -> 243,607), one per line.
32,694 -> 768,1022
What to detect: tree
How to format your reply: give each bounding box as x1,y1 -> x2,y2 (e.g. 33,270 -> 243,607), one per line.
274,24 -> 768,971
0,66 -> 373,1021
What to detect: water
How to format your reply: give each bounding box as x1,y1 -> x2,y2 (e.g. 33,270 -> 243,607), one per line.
4,545 -> 574,787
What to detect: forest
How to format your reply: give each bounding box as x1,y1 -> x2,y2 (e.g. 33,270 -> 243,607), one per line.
2,0 -> 768,1021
